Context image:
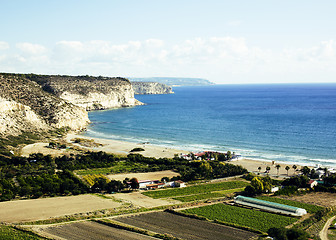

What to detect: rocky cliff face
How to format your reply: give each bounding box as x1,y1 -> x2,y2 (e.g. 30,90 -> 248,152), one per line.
0,74 -> 142,136
0,74 -> 89,136
30,75 -> 142,111
132,82 -> 173,95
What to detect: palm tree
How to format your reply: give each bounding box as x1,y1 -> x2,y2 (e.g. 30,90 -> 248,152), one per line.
324,167 -> 328,177
285,166 -> 290,176
275,164 -> 281,175
266,166 -> 271,174
292,165 -> 297,174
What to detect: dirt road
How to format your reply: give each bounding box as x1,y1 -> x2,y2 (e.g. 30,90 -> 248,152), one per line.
320,216 -> 336,240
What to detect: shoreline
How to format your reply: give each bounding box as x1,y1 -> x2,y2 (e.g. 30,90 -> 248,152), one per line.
65,133 -> 190,159
20,131 -> 322,179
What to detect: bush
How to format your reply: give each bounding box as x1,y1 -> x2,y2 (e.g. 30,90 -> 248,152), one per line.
130,148 -> 145,152
268,227 -> 310,240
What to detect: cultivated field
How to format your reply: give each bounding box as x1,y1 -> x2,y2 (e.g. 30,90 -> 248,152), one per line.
283,192 -> 336,207
107,170 -> 180,181
109,191 -> 179,208
115,211 -> 257,240
182,203 -> 297,233
38,221 -> 158,240
0,225 -> 42,240
142,180 -> 249,199
0,194 -> 122,223
172,188 -> 244,202
256,196 -> 325,213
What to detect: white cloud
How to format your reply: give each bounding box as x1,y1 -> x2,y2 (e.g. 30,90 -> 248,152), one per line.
1,38 -> 336,83
0,41 -> 9,50
16,42 -> 47,55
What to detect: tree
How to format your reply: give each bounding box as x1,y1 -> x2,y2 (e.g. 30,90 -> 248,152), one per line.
161,177 -> 170,183
285,166 -> 290,176
251,177 -> 264,194
129,178 -> 139,190
266,166 -> 271,172
198,161 -> 213,179
106,180 -> 123,193
292,165 -> 297,174
226,151 -> 232,160
275,164 -> 281,175
301,166 -> 310,176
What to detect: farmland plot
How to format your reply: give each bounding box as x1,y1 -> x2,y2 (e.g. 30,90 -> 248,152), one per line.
41,221 -> 158,240
182,203 -> 297,233
115,211 -> 257,240
142,180 -> 248,199
0,194 -> 122,223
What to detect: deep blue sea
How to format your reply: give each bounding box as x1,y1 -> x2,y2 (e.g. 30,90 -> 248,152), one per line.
84,84 -> 336,167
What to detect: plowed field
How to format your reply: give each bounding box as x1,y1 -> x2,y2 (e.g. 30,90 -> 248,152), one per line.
41,221 -> 158,240
115,211 -> 257,240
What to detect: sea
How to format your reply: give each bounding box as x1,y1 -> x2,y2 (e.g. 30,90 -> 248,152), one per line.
83,84 -> 336,168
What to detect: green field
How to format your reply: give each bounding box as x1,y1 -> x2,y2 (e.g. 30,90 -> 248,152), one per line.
173,188 -> 244,202
256,196 -> 324,214
76,162 -> 149,175
142,181 -> 249,199
0,225 -> 42,240
182,203 -> 297,233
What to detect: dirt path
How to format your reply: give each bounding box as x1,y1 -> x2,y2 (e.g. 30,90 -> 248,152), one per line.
320,215 -> 336,240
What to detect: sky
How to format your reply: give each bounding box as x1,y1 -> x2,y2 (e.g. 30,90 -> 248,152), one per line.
1,1 -> 336,84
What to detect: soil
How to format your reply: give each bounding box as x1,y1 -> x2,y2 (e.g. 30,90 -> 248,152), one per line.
107,170 -> 180,181
0,194 -> 122,223
39,221 -> 158,240
283,192 -> 336,207
109,191 -> 180,208
115,211 -> 257,240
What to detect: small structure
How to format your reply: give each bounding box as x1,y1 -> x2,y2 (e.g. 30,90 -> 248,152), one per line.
174,180 -> 186,188
308,180 -> 318,188
234,195 -> 307,216
271,186 -> 279,192
139,180 -> 158,189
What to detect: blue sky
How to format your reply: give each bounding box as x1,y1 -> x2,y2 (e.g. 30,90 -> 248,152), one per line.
1,1 -> 336,84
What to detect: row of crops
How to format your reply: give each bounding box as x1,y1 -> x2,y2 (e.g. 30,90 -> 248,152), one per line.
76,162 -> 149,176
182,203 -> 297,233
142,180 -> 249,199
0,225 -> 42,240
172,188 -> 244,202
82,174 -> 110,186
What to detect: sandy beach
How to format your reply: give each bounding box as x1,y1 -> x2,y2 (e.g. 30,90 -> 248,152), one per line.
65,133 -> 190,158
20,132 -> 313,178
229,158 -> 307,179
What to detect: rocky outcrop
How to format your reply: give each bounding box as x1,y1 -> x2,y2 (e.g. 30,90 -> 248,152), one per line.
0,73 -> 144,137
0,74 -> 90,136
30,75 -> 142,111
132,82 -> 174,95
0,97 -> 48,135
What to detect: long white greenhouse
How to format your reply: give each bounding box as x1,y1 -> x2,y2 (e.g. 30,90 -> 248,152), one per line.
234,195 -> 307,216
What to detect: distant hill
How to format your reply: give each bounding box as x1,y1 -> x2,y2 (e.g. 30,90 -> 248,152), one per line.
129,77 -> 215,86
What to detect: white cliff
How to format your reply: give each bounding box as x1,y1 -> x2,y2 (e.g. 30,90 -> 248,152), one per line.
132,82 -> 174,95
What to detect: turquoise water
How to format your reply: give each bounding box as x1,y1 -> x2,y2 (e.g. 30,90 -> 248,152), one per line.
84,84 -> 336,167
